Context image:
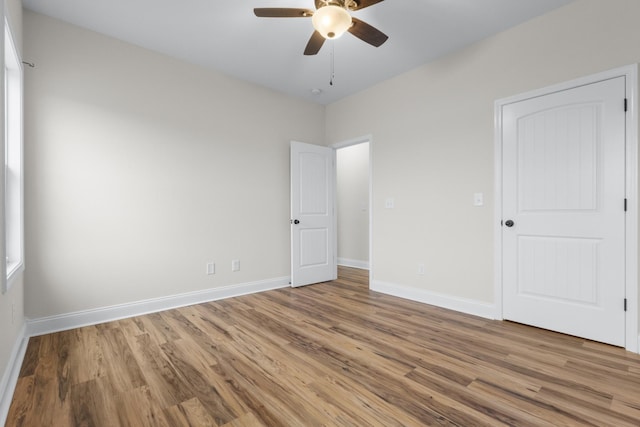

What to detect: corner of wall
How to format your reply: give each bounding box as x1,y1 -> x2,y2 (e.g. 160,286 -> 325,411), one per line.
0,322 -> 28,426
370,279 -> 496,320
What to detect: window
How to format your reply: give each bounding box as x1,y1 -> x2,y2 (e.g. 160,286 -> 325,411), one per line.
3,19 -> 23,292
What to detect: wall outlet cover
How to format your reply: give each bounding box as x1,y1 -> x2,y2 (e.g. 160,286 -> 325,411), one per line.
206,262 -> 215,275
385,198 -> 395,209
473,192 -> 484,207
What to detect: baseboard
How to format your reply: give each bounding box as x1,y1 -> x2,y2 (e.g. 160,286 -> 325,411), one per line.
370,280 -> 495,320
337,258 -> 370,270
27,276 -> 290,337
0,323 -> 28,427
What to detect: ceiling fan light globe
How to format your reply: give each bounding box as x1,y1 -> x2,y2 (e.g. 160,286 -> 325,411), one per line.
312,5 -> 352,39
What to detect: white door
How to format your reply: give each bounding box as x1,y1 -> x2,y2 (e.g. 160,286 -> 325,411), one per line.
502,77 -> 626,346
291,141 -> 337,287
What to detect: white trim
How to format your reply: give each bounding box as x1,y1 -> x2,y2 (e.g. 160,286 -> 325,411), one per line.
493,97 -> 504,321
6,263 -> 23,290
26,277 -> 290,337
623,65 -> 639,353
331,135 -> 372,150
371,280 -> 495,320
337,258 -> 369,270
368,138 -> 374,283
0,323 -> 27,427
494,64 -> 638,353
2,17 -> 24,295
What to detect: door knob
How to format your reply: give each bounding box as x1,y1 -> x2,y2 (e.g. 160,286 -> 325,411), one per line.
291,219 -> 300,225
504,220 -> 514,227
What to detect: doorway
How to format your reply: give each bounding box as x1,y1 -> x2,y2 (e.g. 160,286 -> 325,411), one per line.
335,138 -> 371,272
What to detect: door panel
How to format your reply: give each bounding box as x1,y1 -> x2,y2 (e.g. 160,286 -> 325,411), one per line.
502,77 -> 626,346
517,236 -> 598,304
518,104 -> 598,212
291,141 -> 337,287
300,228 -> 329,267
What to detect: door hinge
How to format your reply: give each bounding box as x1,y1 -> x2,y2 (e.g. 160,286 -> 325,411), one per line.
624,98 -> 628,112
624,198 -> 628,212
624,298 -> 627,311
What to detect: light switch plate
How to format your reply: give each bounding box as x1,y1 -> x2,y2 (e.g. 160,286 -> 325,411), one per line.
473,192 -> 484,207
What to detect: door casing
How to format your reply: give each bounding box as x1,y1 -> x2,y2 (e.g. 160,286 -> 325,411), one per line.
494,64 -> 639,353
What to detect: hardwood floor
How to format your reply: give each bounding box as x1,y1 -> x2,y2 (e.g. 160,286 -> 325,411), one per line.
7,266 -> 640,426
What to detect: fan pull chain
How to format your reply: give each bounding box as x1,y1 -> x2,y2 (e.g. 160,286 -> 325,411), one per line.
330,42 -> 335,86
329,43 -> 334,86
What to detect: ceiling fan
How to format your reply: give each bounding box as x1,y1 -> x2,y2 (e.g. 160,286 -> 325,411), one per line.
254,0 -> 388,55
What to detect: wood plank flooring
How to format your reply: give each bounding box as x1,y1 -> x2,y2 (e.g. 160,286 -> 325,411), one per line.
6,266 -> 640,426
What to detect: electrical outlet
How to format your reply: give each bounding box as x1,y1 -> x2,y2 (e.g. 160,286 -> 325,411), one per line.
206,262 -> 215,275
232,259 -> 240,272
418,263 -> 425,275
385,198 -> 395,209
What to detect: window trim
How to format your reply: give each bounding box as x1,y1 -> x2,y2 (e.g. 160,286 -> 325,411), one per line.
3,17 -> 23,292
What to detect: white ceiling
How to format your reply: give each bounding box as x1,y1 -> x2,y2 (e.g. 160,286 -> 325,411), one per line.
22,0 -> 573,105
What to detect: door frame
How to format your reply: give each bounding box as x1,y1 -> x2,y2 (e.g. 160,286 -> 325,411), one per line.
493,65 -> 639,353
332,135 -> 373,279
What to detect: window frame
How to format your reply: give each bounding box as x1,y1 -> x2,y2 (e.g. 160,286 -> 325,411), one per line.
3,17 -> 23,292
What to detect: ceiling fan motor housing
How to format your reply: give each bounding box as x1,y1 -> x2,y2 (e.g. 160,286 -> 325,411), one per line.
312,5 -> 352,39
316,0 -> 358,11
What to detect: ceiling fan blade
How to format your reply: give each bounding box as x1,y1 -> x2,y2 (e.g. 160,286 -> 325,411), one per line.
254,8 -> 314,18
348,17 -> 388,47
349,0 -> 384,11
304,31 -> 325,55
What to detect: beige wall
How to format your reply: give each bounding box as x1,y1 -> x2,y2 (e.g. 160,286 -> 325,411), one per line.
18,0 -> 640,328
326,0 -> 640,306
337,142 -> 369,265
0,0 -> 24,410
23,11 -> 325,318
